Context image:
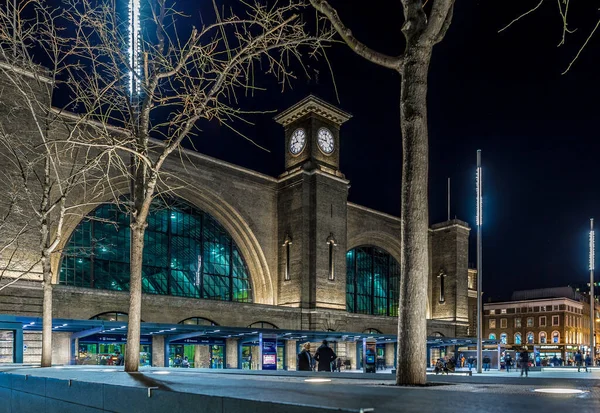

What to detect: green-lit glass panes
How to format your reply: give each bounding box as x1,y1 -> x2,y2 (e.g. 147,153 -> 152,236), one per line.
346,246 -> 400,317
59,198 -> 252,303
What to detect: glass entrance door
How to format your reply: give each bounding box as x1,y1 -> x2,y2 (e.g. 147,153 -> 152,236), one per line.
210,345 -> 224,369
78,343 -> 99,365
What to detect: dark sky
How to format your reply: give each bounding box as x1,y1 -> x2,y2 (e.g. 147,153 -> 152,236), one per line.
50,1 -> 600,301
188,1 -> 600,301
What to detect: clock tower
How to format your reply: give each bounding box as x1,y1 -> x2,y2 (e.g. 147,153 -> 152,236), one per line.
275,95 -> 351,178
275,96 -> 352,325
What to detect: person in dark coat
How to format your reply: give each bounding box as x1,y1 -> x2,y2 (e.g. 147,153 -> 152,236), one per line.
297,342 -> 313,371
520,347 -> 530,377
314,340 -> 337,372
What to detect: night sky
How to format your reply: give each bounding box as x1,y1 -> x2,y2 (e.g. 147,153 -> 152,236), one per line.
50,1 -> 600,301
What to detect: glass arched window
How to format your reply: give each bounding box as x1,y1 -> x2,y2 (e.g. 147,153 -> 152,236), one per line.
514,333 -> 522,345
90,312 -> 130,322
500,333 -> 507,344
539,331 -> 547,344
552,331 -> 560,344
489,333 -> 496,340
248,321 -> 278,329
179,317 -> 219,326
527,332 -> 534,344
363,328 -> 382,334
59,198 -> 252,303
346,246 -> 400,316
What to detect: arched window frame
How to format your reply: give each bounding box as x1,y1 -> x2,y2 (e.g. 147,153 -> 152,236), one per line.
552,331 -> 560,344
489,333 -> 496,340
327,233 -> 337,281
59,199 -> 253,303
248,321 -> 279,329
89,312 -> 132,322
346,245 -> 400,316
363,328 -> 382,334
526,331 -> 534,344
282,234 -> 292,281
514,332 -> 522,345
178,317 -> 219,326
500,333 -> 507,344
539,331 -> 547,344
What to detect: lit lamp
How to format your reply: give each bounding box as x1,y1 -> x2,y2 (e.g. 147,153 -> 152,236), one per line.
590,218 -> 595,364
476,150 -> 483,374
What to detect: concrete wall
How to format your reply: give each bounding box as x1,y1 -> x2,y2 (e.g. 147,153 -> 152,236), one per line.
0,372 -> 357,413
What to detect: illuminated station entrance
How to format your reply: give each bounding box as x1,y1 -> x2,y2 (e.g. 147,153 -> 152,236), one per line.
1,315 -> 405,372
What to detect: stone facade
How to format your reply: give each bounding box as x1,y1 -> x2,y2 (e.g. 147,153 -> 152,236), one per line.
0,67 -> 475,365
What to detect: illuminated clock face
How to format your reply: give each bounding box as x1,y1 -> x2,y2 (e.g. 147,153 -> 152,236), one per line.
289,128 -> 306,155
317,127 -> 334,154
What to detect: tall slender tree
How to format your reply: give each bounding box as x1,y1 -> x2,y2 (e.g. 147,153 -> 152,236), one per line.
55,0 -> 333,372
310,0 -> 455,385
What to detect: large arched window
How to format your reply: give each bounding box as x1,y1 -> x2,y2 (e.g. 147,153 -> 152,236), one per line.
539,331 -> 547,344
346,246 -> 400,316
59,198 -> 252,303
500,333 -> 507,344
552,331 -> 560,344
489,333 -> 496,340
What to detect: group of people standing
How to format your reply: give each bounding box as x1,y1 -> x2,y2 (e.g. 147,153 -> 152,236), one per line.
298,340 -> 341,372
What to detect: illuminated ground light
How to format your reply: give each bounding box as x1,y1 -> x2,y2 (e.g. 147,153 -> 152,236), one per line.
304,378 -> 332,383
533,388 -> 587,395
152,371 -> 171,375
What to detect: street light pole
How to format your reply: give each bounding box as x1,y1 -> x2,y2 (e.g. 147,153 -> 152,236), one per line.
590,218 -> 595,364
476,150 -> 483,374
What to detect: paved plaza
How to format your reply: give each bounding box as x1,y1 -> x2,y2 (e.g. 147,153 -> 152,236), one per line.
1,365 -> 600,412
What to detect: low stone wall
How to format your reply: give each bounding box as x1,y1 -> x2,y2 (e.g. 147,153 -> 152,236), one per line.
0,372 -> 360,413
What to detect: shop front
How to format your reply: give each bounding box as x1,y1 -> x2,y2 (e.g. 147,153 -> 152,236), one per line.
77,334 -> 152,366
241,340 -> 285,370
168,338 -> 225,368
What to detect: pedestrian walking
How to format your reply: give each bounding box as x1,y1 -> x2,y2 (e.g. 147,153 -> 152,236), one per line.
314,340 -> 337,372
483,355 -> 491,371
520,347 -> 530,377
504,353 -> 512,373
584,353 -> 591,373
297,342 -> 313,371
575,350 -> 584,372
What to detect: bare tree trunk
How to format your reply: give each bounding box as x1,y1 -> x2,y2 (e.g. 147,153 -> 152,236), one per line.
125,224 -> 144,372
396,45 -> 432,386
40,252 -> 53,367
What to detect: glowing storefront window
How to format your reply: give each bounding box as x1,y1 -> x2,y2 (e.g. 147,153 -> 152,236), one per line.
346,246 -> 400,316
527,332 -> 534,344
500,333 -> 507,344
59,198 -> 252,303
514,333 -> 522,345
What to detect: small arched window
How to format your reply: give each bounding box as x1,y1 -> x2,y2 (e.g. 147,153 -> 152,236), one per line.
539,331 -> 547,344
90,312 -> 131,322
248,321 -> 278,329
514,333 -> 522,345
489,333 -> 496,340
500,333 -> 507,344
363,328 -> 382,334
552,331 -> 560,344
527,332 -> 534,344
179,317 -> 219,326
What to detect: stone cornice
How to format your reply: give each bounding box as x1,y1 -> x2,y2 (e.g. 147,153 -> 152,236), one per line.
274,95 -> 352,127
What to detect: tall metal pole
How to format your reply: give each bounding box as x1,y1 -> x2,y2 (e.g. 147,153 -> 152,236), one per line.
447,177 -> 451,221
476,150 -> 483,374
590,218 -> 595,364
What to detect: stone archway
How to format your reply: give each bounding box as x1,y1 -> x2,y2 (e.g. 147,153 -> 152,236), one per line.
346,231 -> 431,319
53,180 -> 274,305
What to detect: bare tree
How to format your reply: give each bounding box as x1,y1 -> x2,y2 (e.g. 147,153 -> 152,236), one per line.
46,0 -> 335,372
0,1 -> 115,367
501,0 -> 598,73
309,0 -> 455,385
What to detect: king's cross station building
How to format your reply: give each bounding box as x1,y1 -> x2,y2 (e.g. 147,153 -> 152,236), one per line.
0,65 -> 478,370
